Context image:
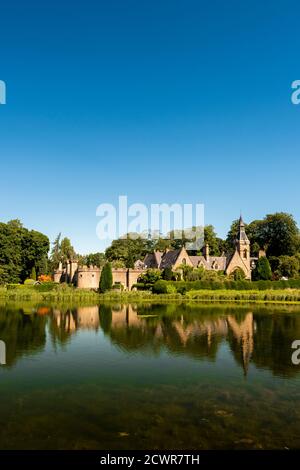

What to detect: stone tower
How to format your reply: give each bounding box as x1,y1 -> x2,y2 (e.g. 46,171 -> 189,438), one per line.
236,216 -> 250,272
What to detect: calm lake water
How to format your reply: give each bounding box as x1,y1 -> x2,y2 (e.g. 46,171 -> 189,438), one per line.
0,302 -> 300,450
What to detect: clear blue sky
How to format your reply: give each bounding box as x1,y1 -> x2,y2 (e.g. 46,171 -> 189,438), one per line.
0,0 -> 300,253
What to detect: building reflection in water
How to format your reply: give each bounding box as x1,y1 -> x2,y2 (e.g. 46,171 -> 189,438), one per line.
52,306 -> 100,332
1,302 -> 300,377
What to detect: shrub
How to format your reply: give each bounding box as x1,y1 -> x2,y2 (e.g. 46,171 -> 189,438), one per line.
6,284 -> 20,290
230,268 -> 246,281
30,267 -> 37,281
34,282 -> 56,292
38,274 -> 52,283
112,282 -> 124,291
152,280 -> 169,294
166,284 -> 177,294
177,264 -> 193,281
162,267 -> 174,281
24,278 -> 36,285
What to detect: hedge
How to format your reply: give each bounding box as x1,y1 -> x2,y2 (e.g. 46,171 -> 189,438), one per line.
185,289 -> 300,302
152,279 -> 300,294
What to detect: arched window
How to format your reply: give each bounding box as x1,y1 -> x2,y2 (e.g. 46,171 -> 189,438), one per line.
243,249 -> 247,259
182,258 -> 186,265
211,260 -> 217,270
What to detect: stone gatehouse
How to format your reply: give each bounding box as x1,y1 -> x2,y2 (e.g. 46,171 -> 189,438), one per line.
53,263 -> 144,291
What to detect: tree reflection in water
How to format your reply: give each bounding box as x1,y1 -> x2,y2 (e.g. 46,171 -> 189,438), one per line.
1,302 -> 300,377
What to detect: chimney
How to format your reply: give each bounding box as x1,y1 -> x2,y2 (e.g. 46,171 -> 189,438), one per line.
204,243 -> 210,262
258,249 -> 266,258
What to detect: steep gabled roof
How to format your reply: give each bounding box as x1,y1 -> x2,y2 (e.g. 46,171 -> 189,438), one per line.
143,251 -> 163,269
160,249 -> 182,269
189,255 -> 227,271
226,248 -> 249,273
154,251 -> 163,267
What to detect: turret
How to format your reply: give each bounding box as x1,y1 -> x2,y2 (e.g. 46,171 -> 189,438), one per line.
236,216 -> 251,271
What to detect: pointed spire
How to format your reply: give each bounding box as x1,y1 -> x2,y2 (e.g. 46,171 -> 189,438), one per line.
236,214 -> 249,243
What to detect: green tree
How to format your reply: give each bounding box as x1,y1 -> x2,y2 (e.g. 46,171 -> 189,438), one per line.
21,229 -> 50,279
86,252 -> 105,268
49,235 -> 76,271
138,269 -> 162,286
79,252 -> 106,268
225,219 -> 243,254
259,213 -> 300,257
204,225 -> 221,256
0,220 -> 23,283
105,235 -> 152,266
111,259 -> 126,268
153,237 -> 173,252
60,237 -> 76,262
277,256 -> 300,279
0,220 -> 49,284
253,257 -> 272,281
49,233 -> 62,270
99,262 -> 113,293
36,255 -> 49,276
30,266 -> 37,281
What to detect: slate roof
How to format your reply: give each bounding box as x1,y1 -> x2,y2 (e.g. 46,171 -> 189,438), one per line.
189,255 -> 227,271
236,216 -> 250,243
144,251 -> 163,269
159,249 -> 182,269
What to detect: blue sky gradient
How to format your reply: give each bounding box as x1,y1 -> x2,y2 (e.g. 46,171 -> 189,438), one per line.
0,0 -> 300,253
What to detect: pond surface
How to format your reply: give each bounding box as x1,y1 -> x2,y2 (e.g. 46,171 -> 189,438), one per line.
0,302 -> 300,449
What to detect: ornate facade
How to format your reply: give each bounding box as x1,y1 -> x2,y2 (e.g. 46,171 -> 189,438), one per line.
144,216 -> 256,280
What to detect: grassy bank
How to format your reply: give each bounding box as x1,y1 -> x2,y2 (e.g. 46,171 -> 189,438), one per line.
1,285 -> 300,304
0,285 -> 99,302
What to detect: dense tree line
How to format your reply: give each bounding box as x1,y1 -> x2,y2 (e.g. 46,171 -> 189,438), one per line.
1,211 -> 300,286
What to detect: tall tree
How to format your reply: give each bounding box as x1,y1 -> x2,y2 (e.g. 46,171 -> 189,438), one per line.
225,219 -> 241,254
253,257 -> 272,280
105,234 -> 152,266
255,213 -> 300,257
50,233 -> 62,270
204,225 -> 221,256
99,262 -> 113,293
49,235 -> 76,271
60,237 -> 76,262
